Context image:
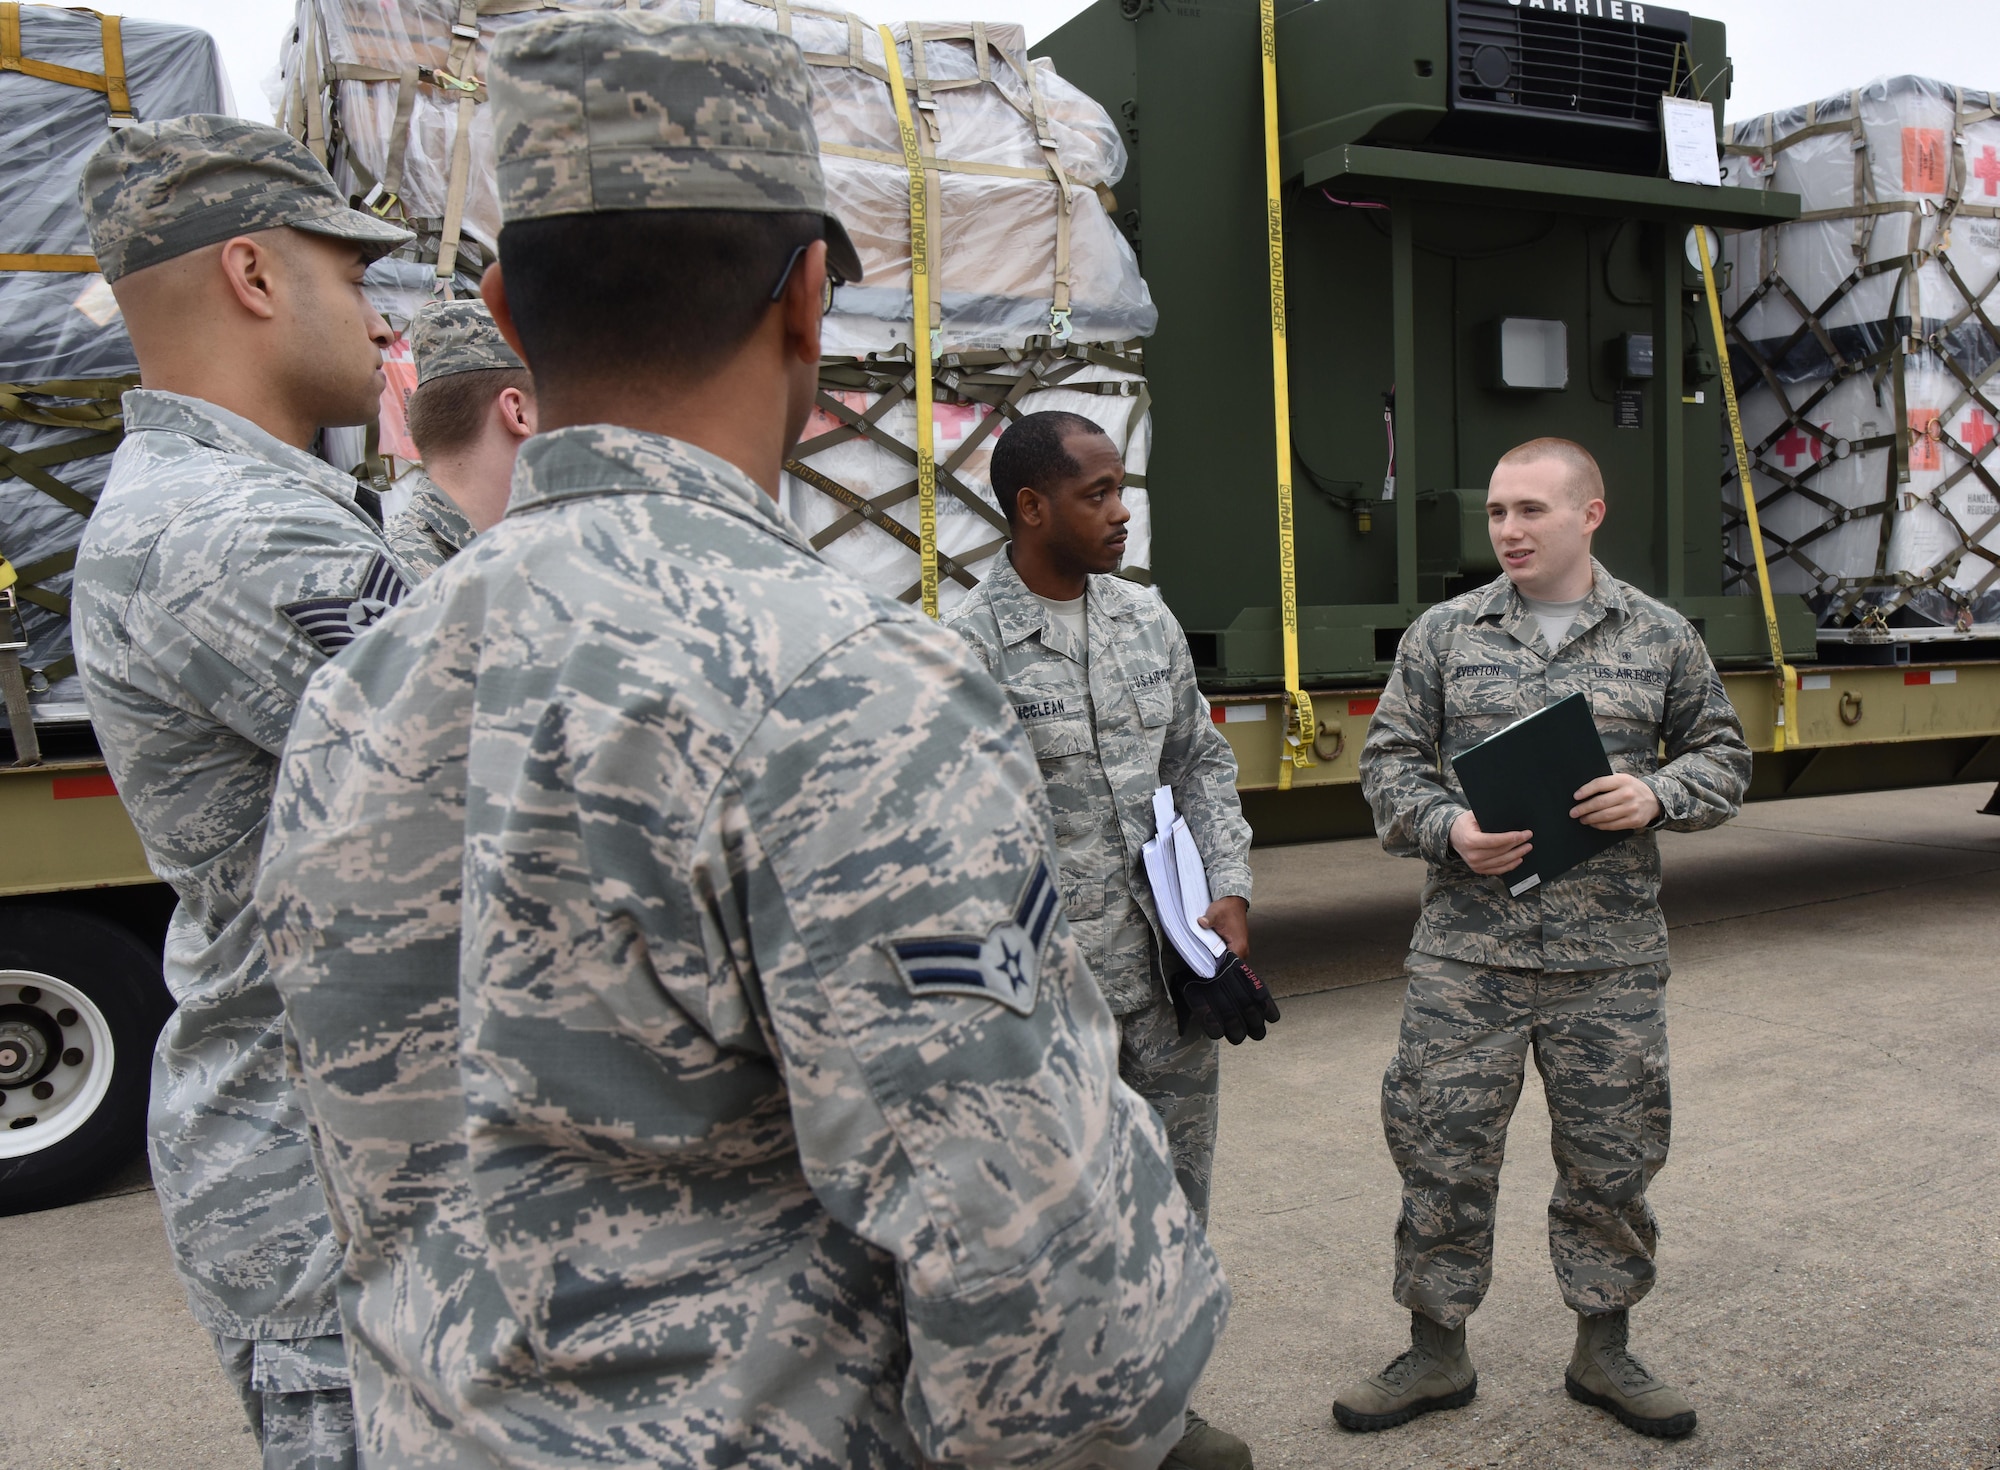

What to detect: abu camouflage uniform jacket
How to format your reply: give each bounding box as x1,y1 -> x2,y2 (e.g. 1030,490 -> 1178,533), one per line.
1359,559 -> 1751,971
70,389 -> 411,1338
944,553 -> 1252,1014
256,425 -> 1228,1469
384,470 -> 475,580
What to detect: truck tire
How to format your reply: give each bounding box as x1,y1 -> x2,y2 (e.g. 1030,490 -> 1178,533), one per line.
0,904 -> 173,1215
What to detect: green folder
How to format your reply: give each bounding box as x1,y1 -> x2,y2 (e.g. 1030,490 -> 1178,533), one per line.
1449,691 -> 1631,897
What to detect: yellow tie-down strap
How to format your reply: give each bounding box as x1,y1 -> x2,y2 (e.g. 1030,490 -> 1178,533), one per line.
0,253 -> 99,272
878,24 -> 940,619
0,3 -> 134,121
1257,0 -> 1313,787
1694,225 -> 1797,750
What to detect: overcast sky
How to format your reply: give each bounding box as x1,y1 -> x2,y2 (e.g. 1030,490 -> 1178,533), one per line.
105,0 -> 1993,129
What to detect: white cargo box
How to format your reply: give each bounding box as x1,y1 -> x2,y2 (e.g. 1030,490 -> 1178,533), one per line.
278,0 -> 1158,598
1720,76 -> 2000,629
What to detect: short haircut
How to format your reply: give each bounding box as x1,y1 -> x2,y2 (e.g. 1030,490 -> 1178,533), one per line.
989,410 -> 1112,523
1494,436 -> 1605,505
405,367 -> 533,460
498,208 -> 823,388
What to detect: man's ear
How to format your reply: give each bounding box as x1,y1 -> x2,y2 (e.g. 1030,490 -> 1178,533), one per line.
481,263 -> 531,365
1015,485 -> 1046,530
1582,497 -> 1607,534
217,235 -> 281,321
779,238 -> 827,367
496,386 -> 536,440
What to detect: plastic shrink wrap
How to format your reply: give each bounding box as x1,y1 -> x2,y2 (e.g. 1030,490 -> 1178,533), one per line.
277,0 -> 1157,603
0,4 -> 228,718
1720,77 -> 2000,630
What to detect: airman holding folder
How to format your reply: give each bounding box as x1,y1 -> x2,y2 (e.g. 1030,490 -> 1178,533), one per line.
1345,436 -> 1751,1440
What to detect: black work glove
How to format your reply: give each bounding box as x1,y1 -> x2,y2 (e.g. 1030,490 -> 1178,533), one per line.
1169,951 -> 1281,1044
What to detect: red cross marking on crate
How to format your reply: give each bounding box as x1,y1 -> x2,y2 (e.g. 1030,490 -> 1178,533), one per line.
1774,425 -> 1825,468
1975,145 -> 2000,197
1963,408 -> 1997,456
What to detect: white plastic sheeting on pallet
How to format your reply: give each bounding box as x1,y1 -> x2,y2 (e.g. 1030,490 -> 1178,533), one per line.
275,0 -> 1154,351
1720,76 -> 2000,627
782,343 -> 1151,614
0,6 -> 228,713
277,0 -> 1157,600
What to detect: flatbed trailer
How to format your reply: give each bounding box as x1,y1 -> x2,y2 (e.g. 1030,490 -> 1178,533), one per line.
0,745 -> 173,1213
1210,662 -> 2000,839
10,0 -> 2000,1215
1036,0 -> 2000,839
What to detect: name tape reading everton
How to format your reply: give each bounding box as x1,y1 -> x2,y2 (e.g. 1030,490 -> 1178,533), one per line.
884,860 -> 1060,1016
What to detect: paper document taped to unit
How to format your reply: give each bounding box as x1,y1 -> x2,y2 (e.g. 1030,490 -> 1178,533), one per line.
1662,96 -> 1721,185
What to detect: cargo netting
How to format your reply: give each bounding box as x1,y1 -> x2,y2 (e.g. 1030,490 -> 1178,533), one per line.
1719,76 -> 2000,633
0,3 -> 228,717
275,0 -> 1157,600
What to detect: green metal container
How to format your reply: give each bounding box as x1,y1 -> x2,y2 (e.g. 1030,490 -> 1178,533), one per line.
1039,0 -> 1811,688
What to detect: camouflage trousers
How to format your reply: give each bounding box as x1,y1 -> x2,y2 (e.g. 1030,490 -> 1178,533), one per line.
210,1332 -> 357,1470
1117,988 -> 1219,1227
1382,952 -> 1671,1330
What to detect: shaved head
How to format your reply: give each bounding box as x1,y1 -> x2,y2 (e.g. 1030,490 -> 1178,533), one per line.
1494,437 -> 1604,506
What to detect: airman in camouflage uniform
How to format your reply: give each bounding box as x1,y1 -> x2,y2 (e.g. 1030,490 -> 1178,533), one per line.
944,411 -> 1260,1470
254,17 -> 1228,1469
1343,438 -> 1750,1440
385,299 -> 523,578
71,115 -> 411,1469
945,540 -> 1254,1223
383,476 -> 472,578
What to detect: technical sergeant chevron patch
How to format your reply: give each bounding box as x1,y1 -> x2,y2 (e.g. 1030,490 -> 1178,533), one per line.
282,553 -> 409,656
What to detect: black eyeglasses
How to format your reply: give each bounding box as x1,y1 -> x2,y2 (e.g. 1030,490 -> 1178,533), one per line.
770,242 -> 844,313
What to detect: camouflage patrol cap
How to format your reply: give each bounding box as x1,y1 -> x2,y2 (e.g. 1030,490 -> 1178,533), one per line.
411,300 -> 526,385
488,15 -> 863,283
81,115 -> 413,284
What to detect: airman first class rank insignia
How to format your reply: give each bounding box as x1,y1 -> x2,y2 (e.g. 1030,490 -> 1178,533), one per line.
282,553 -> 409,656
884,860 -> 1059,1016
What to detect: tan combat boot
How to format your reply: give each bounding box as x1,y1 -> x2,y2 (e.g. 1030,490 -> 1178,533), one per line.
1161,1408 -> 1252,1469
1564,1309 -> 1697,1438
1332,1312 -> 1477,1432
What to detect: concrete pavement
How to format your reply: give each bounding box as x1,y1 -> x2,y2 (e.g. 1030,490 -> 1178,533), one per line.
1199,782 -> 2000,1468
2,782 -> 1996,1468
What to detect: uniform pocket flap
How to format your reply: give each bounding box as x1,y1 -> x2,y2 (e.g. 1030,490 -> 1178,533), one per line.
249,1335 -> 350,1394
1025,716 -> 1092,761
1596,917 -> 1665,940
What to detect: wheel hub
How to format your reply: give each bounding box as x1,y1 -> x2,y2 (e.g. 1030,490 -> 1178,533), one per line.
0,1008 -> 57,1087
0,974 -> 117,1154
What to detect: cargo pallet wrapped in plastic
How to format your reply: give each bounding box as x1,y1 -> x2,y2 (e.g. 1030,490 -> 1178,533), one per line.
275,0 -> 1156,603
1719,77 -> 2000,636
0,3 -> 228,737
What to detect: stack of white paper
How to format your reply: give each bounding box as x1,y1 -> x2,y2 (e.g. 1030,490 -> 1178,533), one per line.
1142,786 -> 1228,978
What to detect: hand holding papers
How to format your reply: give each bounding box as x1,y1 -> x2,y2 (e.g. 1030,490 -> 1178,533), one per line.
1145,785 -> 1225,974
1142,786 -> 1280,1045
